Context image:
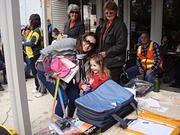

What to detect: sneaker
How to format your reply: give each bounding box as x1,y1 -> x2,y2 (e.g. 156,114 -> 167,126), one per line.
34,92 -> 44,98
32,89 -> 38,93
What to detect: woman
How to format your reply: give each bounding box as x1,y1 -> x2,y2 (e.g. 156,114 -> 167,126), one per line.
63,4 -> 85,39
23,14 -> 43,93
96,0 -> 127,84
37,32 -> 96,118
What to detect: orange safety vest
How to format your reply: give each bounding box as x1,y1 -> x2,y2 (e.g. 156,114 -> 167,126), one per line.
137,42 -> 163,70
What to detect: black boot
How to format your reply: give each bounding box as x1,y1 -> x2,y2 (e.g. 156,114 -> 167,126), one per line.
67,105 -> 76,118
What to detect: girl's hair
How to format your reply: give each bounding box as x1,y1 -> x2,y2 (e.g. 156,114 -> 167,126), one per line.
104,0 -> 118,12
76,32 -> 97,54
29,14 -> 41,30
87,54 -> 111,80
53,28 -> 59,34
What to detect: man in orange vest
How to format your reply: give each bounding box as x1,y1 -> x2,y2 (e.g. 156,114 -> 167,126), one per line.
127,32 -> 162,83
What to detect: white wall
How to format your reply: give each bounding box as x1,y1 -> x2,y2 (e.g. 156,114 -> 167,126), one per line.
19,0 -> 42,26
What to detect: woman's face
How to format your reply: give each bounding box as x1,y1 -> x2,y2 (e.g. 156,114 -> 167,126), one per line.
69,10 -> 79,20
82,35 -> 96,52
104,9 -> 116,21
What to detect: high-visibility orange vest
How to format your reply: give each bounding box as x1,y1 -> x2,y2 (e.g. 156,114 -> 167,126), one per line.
137,42 -> 163,70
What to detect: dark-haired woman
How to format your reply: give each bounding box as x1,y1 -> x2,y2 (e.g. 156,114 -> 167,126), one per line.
23,14 -> 43,94
37,32 -> 96,118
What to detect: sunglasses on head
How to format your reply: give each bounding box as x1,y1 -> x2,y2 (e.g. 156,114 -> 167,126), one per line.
83,38 -> 96,46
70,11 -> 79,14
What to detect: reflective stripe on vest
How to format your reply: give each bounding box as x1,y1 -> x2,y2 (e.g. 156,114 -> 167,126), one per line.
137,42 -> 162,69
25,30 -> 40,58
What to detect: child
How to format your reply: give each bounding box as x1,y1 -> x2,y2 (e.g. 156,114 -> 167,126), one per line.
79,54 -> 111,94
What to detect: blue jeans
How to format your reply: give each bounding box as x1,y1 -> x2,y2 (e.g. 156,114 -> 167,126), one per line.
127,65 -> 156,83
24,56 -> 32,77
37,70 -> 79,117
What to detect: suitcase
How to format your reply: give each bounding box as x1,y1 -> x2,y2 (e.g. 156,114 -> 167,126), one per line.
75,80 -> 137,132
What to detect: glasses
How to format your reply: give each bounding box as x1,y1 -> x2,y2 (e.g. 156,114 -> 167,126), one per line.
83,38 -> 96,46
105,11 -> 114,15
70,11 -> 79,14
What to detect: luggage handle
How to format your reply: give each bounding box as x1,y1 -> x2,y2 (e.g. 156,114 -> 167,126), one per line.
112,113 -> 128,129
112,102 -> 138,129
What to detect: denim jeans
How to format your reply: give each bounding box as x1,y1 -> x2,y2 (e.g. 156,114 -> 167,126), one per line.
37,70 -> 79,117
127,65 -> 156,83
24,56 -> 32,77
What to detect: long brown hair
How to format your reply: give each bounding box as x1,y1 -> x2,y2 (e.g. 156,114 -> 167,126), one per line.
76,32 -> 97,54
87,54 -> 111,80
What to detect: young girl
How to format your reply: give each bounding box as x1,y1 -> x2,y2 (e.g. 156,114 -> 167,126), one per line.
80,54 -> 111,94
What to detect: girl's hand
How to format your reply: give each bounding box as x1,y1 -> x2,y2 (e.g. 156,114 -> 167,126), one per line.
81,84 -> 87,91
89,78 -> 94,85
99,51 -> 107,58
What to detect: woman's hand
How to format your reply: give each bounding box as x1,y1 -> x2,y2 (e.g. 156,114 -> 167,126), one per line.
99,51 -> 107,58
138,67 -> 144,74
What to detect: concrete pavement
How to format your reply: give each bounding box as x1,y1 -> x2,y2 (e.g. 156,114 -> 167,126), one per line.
0,78 -> 53,134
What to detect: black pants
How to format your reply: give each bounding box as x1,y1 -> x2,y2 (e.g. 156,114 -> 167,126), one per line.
109,66 -> 123,84
175,58 -> 180,85
30,54 -> 40,90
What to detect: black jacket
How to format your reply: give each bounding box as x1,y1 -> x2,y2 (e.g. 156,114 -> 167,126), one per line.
97,17 -> 127,68
64,19 -> 85,39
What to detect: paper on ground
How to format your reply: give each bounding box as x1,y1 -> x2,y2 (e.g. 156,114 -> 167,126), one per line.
128,119 -> 173,135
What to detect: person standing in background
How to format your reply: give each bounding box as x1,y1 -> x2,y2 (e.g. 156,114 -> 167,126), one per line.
96,0 -> 127,84
23,14 -> 43,96
47,19 -> 53,45
63,4 -> 85,39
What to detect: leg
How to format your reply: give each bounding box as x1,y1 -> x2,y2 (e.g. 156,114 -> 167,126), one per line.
127,65 -> 140,81
145,71 -> 156,83
66,81 -> 80,118
30,55 -> 40,90
37,70 -> 68,117
55,87 -> 69,117
24,56 -> 32,78
0,83 -> 4,91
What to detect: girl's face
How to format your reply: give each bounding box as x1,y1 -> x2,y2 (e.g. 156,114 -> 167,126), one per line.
90,59 -> 101,74
70,10 -> 79,20
82,35 -> 96,52
104,9 -> 116,22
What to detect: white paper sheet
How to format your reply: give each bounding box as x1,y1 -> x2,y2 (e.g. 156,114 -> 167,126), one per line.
144,98 -> 161,108
128,119 -> 173,135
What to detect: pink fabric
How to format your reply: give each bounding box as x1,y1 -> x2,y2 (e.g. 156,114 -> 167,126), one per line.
50,58 -> 70,78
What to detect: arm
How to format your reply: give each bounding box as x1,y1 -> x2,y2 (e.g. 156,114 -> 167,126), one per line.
136,57 -> 144,74
23,31 -> 40,47
78,22 -> 85,36
106,22 -> 127,56
151,42 -> 161,72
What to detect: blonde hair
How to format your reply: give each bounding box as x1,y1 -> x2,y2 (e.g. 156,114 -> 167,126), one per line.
87,54 -> 111,80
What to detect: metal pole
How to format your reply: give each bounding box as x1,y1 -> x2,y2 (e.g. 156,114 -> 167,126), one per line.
0,0 -> 32,134
42,0 -> 49,46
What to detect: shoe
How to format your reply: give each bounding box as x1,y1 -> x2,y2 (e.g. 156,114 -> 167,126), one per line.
34,92 -> 44,98
32,89 -> 38,93
0,85 -> 4,91
25,75 -> 34,79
